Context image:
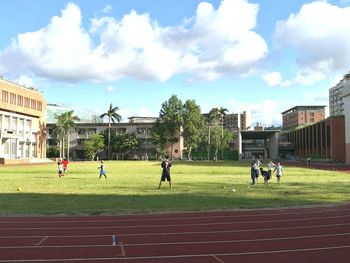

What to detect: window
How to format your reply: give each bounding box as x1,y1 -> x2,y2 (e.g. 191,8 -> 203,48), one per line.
1,90 -> 9,103
17,95 -> 23,106
24,97 -> 30,108
31,99 -> 36,110
37,101 -> 42,111
10,93 -> 16,104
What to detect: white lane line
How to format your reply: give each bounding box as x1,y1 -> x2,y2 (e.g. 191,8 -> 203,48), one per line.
34,236 -> 48,246
0,207 -> 349,225
1,232 -> 350,249
1,221 -> 350,239
0,213 -> 349,231
212,254 -> 225,263
0,245 -> 349,262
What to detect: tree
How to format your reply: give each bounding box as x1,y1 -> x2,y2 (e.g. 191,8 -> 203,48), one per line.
100,103 -> 121,160
84,133 -> 105,161
151,95 -> 184,159
53,111 -> 80,159
53,114 -> 66,159
208,127 -> 233,161
111,133 -> 139,157
61,111 -> 80,160
207,107 -> 228,160
183,99 -> 204,160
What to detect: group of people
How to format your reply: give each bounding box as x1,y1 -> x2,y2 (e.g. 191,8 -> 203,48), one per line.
57,158 -> 69,177
250,157 -> 283,185
57,159 -> 107,179
57,155 -> 284,188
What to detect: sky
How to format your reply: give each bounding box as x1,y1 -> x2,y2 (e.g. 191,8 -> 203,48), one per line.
1,0 -> 350,126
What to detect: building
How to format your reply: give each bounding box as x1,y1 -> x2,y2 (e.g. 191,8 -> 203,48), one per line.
239,129 -> 280,160
281,106 -> 326,130
224,111 -> 250,131
47,117 -> 184,160
344,89 -> 350,164
0,78 -> 47,164
280,116 -> 346,162
329,72 -> 350,116
329,72 -> 350,164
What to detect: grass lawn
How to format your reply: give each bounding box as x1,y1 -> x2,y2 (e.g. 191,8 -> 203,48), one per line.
0,161 -> 349,215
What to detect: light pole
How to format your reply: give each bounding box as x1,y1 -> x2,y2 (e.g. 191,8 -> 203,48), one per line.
221,114 -> 224,160
207,126 -> 211,161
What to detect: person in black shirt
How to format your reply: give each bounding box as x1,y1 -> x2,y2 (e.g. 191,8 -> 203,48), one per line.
158,155 -> 172,189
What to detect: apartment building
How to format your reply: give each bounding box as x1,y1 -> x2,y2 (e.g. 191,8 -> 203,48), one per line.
281,106 -> 326,130
0,78 -> 47,164
329,72 -> 350,116
224,111 -> 250,131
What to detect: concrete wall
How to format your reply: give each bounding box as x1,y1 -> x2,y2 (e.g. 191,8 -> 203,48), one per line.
343,93 -> 350,164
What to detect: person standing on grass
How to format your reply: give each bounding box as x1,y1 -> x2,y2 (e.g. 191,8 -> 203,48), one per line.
98,160 -> 107,179
267,160 -> 275,180
273,162 -> 283,183
158,155 -> 172,189
62,158 -> 69,176
57,159 -> 64,178
250,161 -> 256,185
253,160 -> 259,182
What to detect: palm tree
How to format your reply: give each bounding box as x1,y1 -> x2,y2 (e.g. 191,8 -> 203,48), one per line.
54,111 -> 80,159
100,103 -> 121,160
61,111 -> 80,160
53,114 -> 66,159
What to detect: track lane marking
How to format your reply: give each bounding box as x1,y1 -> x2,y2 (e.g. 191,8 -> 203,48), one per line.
119,241 -> 126,257
212,255 -> 225,263
1,207 -> 350,225
0,245 -> 350,262
1,214 -> 350,231
34,236 -> 48,246
1,232 -> 350,249
1,221 -> 350,239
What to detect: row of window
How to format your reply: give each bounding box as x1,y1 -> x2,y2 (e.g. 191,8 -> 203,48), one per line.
1,90 -> 43,111
0,115 -> 32,132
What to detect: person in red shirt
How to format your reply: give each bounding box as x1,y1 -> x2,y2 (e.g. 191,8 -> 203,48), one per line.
62,158 -> 69,176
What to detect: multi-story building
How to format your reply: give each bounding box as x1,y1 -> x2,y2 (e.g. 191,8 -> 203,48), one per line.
329,72 -> 350,116
344,89 -> 350,164
47,117 -> 183,160
281,106 -> 326,130
0,78 -> 47,164
329,72 -> 350,164
224,111 -> 250,131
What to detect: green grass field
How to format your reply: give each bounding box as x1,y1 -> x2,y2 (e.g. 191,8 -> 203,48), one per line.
0,161 -> 349,215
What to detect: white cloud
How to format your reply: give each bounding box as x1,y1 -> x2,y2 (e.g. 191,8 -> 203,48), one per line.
0,0 -> 268,83
102,5 -> 112,13
106,85 -> 116,93
15,75 -> 35,88
263,72 -> 282,87
262,71 -> 292,87
274,1 -> 350,85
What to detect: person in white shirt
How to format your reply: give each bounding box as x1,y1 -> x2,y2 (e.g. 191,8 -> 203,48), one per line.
273,162 -> 283,183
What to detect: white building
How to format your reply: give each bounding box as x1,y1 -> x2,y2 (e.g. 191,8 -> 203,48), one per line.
0,78 -> 47,164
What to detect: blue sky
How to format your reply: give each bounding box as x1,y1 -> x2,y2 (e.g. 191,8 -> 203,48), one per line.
1,0 -> 350,126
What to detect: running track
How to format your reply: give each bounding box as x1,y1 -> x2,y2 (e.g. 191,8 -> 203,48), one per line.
1,204 -> 350,262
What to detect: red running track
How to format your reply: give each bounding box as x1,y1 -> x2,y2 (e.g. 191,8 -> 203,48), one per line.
1,204 -> 350,262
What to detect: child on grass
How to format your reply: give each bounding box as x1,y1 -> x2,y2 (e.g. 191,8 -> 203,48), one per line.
98,160 -> 107,179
